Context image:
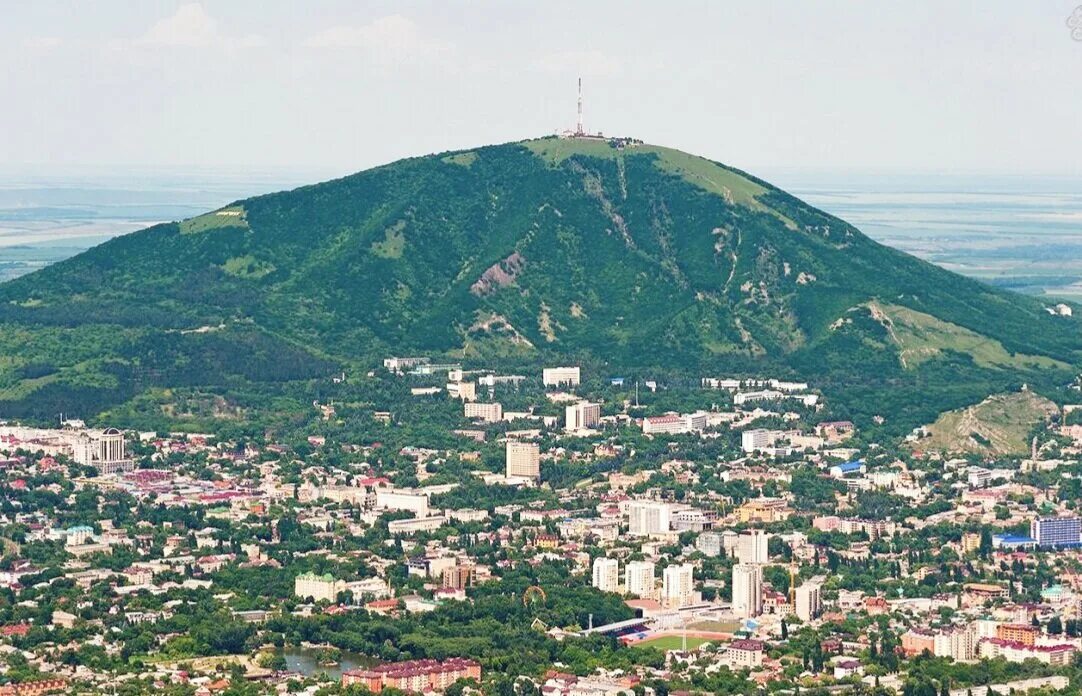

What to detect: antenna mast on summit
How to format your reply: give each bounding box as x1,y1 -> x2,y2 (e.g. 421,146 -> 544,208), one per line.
576,77 -> 584,136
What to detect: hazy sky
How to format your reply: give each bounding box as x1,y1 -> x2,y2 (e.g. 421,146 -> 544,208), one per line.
4,1 -> 1082,177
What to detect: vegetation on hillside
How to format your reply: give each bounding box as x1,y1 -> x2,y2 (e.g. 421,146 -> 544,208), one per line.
0,136 -> 1077,429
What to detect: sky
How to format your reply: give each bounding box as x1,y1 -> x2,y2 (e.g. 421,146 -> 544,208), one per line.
3,1 -> 1082,179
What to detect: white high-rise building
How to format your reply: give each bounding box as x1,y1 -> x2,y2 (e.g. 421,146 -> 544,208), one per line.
505,441 -> 541,480
565,401 -> 601,431
592,557 -> 619,593
625,560 -> 656,598
736,530 -> 769,564
731,563 -> 763,618
741,429 -> 775,453
662,563 -> 695,608
543,366 -> 581,387
627,501 -> 671,536
794,582 -> 822,622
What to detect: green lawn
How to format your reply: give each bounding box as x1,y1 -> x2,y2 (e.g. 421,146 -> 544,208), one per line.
632,635 -> 712,651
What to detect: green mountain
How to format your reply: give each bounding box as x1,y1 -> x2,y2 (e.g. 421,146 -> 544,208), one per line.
0,136 -> 1078,428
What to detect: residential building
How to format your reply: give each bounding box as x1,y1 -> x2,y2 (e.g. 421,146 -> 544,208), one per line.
1031,516 -> 1082,548
464,402 -> 503,423
696,531 -> 723,557
543,366 -> 580,387
737,497 -> 792,523
731,563 -> 763,618
736,530 -> 769,564
795,582 -> 822,622
662,563 -> 695,608
505,441 -> 541,480
592,557 -> 619,593
726,639 -> 765,668
565,401 -> 601,431
295,572 -> 346,603
627,501 -> 671,535
342,658 -> 481,693
625,560 -> 655,598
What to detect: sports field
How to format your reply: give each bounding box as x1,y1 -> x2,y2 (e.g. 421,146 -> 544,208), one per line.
631,635 -> 712,651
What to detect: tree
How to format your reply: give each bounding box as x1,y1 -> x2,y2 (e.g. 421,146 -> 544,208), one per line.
1049,616 -> 1063,635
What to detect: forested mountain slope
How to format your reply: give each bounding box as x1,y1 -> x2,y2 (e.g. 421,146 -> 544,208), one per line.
0,136 -> 1077,426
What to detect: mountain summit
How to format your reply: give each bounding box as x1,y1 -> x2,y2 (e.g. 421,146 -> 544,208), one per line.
0,136 -> 1077,426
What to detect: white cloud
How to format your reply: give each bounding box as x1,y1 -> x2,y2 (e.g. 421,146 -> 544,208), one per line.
132,3 -> 267,49
533,49 -> 621,77
22,36 -> 63,50
301,14 -> 448,62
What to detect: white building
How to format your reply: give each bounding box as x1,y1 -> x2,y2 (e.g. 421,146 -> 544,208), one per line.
625,560 -> 656,598
464,402 -> 503,423
374,489 -> 430,517
662,563 -> 695,608
295,572 -> 345,603
565,401 -> 601,431
736,530 -> 769,564
447,381 -> 477,402
641,411 -> 709,436
731,563 -> 763,618
627,501 -> 671,536
592,557 -> 620,593
741,429 -> 775,453
506,440 -> 541,480
543,366 -> 581,387
795,582 -> 822,622
387,516 -> 447,535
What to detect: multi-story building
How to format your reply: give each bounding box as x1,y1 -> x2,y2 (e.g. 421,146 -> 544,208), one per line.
737,497 -> 792,523
627,501 -> 671,536
592,557 -> 619,593
933,625 -> 976,662
375,489 -> 430,517
725,639 -> 765,668
1031,517 -> 1082,548
387,516 -> 447,535
736,530 -> 769,564
996,623 -> 1038,646
662,564 -> 695,608
641,411 -> 709,436
72,427 -> 134,474
343,658 -> 482,693
740,429 -> 775,453
505,441 -> 541,480
441,565 -> 473,590
464,402 -> 503,423
978,639 -> 1074,665
447,381 -> 476,402
795,582 -> 822,622
295,572 -> 346,603
731,563 -> 763,618
543,366 -> 580,387
625,560 -> 655,598
565,401 -> 601,431
696,531 -> 723,557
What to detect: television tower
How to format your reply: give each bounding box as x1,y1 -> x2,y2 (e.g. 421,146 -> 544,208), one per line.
576,77 -> 584,136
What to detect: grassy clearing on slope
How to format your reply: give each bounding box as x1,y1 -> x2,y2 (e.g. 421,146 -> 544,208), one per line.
179,206 -> 248,235
914,390 -> 1057,456
222,255 -> 275,279
869,301 -> 1068,370
442,151 -> 478,167
523,137 -> 793,226
370,221 -> 407,259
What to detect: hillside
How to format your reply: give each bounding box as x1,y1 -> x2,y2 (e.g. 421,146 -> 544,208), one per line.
0,136 -> 1078,427
911,390 -> 1059,456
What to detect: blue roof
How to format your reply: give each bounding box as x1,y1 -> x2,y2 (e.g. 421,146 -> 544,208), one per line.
994,534 -> 1035,543
834,461 -> 864,472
